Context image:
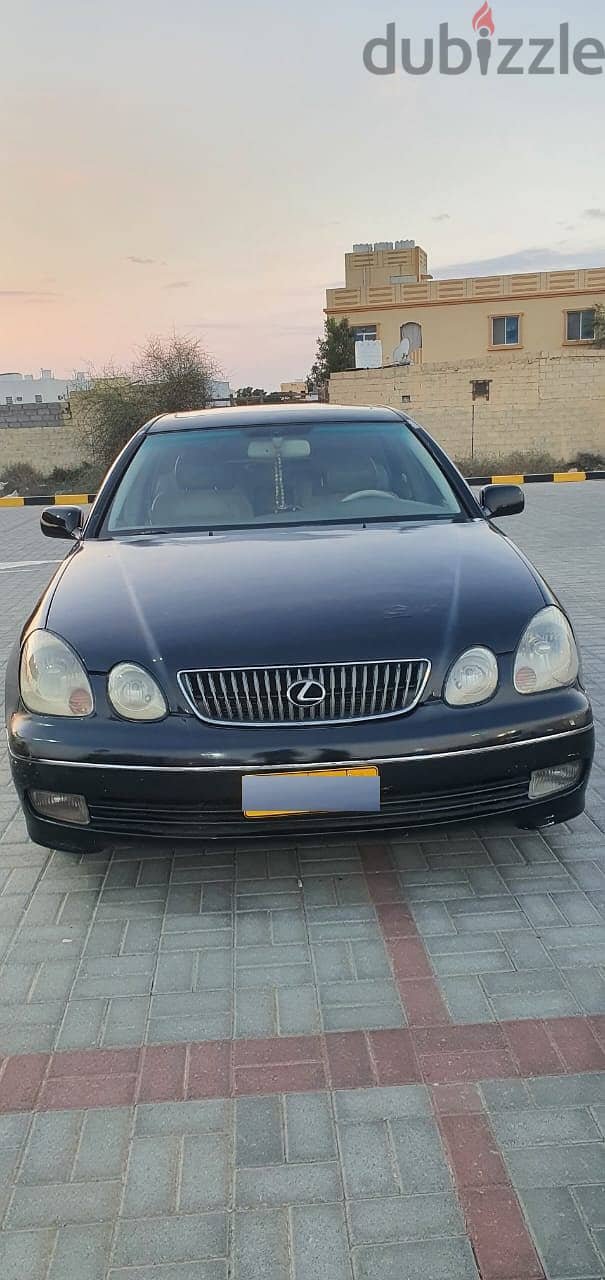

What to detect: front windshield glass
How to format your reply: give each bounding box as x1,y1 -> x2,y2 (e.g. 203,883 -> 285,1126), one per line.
104,420 -> 464,534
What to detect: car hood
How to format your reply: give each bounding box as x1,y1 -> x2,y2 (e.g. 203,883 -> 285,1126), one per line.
45,522 -> 547,676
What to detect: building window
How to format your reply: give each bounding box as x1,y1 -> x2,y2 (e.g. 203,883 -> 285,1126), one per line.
5,396 -> 12,406
566,309 -> 595,342
35,394 -> 43,404
472,380 -> 490,401
400,321 -> 423,351
353,325 -> 378,342
491,315 -> 520,346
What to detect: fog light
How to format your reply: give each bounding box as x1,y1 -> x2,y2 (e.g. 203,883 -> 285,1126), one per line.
29,790 -> 90,825
529,762 -> 583,800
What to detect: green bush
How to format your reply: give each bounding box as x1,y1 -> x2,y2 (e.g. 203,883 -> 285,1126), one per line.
455,450 -> 562,477
572,451 -> 605,471
0,460 -> 103,497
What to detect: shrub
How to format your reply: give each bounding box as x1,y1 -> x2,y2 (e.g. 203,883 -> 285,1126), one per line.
0,460 -> 103,497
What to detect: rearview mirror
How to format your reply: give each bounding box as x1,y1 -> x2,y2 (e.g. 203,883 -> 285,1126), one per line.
480,484 -> 525,518
40,506 -> 83,540
248,438 -> 311,460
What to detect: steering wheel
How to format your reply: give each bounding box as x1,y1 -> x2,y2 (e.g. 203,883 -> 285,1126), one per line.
340,489 -> 399,503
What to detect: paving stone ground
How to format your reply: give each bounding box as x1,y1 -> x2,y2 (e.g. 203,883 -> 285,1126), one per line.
0,487 -> 604,1279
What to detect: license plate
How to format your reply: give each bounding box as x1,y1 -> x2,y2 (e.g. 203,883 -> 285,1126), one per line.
242,767 -> 380,818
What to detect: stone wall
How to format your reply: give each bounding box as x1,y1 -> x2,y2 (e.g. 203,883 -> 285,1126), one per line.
329,350 -> 605,464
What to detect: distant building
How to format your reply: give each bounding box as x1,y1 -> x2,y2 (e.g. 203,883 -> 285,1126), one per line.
0,370 -> 229,409
0,369 -> 87,406
280,380 -> 307,398
209,380 -> 231,407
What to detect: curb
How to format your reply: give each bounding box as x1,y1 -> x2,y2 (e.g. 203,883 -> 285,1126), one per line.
1,472 -> 605,508
467,470 -> 605,485
0,492 -> 96,508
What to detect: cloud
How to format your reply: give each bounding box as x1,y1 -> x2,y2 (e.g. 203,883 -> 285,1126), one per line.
584,208 -> 605,220
190,320 -> 318,336
432,213 -> 450,222
433,245 -> 605,278
127,255 -> 156,265
0,289 -> 60,299
163,280 -> 190,290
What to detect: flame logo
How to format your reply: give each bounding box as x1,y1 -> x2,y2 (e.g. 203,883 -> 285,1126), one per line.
472,2 -> 495,35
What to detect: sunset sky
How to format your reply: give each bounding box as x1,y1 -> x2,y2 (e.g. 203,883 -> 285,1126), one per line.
2,0 -> 604,390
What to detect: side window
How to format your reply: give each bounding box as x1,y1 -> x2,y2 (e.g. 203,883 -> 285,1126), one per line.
353,325 -> 378,342
566,309 -> 595,342
491,315 -> 520,346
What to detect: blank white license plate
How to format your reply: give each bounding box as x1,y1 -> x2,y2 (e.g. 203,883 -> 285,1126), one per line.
242,767 -> 380,818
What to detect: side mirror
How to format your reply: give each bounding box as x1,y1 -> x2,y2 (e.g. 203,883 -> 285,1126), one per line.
480,484 -> 525,519
40,506 -> 83,540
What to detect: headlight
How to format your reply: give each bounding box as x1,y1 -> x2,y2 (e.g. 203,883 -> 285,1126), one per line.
514,606 -> 579,694
108,662 -> 167,721
20,631 -> 94,717
444,647 -> 499,707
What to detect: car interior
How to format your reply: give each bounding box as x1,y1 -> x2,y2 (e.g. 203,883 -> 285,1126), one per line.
106,424 -> 462,532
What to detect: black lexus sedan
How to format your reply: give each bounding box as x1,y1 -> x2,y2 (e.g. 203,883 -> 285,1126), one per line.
5,404 -> 594,853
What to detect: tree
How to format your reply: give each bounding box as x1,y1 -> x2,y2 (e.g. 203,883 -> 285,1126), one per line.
307,318 -> 356,396
235,387 -> 267,404
78,335 -> 218,470
593,303 -> 605,349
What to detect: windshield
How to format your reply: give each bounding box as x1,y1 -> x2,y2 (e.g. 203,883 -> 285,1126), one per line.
103,420 -> 464,534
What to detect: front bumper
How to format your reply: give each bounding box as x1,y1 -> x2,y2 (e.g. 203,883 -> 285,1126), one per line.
8,687 -> 595,852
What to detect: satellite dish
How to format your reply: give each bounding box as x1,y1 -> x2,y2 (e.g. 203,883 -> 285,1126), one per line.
392,336 -> 411,366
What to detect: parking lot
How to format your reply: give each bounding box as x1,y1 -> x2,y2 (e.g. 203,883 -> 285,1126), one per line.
1,486 -> 605,1280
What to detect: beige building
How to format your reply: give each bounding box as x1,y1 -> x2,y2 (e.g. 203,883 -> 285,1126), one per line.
280,380 -> 307,398
326,240 -> 605,465
326,240 -> 605,367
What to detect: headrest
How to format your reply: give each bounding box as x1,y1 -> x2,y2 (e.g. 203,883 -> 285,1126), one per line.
324,458 -> 388,493
175,455 -> 238,492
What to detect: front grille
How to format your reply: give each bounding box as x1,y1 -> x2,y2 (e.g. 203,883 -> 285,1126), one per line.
178,660 -> 430,726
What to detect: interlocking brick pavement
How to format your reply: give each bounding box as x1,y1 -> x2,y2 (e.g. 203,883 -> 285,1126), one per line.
1,489 -> 604,1279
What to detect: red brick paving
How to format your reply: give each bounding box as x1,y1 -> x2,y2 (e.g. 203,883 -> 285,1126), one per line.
138,1044 -> 188,1102
187,1040 -> 231,1098
2,997 -> 605,1113
38,1072 -> 138,1111
324,1030 -> 374,1089
546,1015 -> 605,1073
0,1052 -> 48,1113
502,1019 -> 565,1077
461,1188 -> 546,1280
438,1113 -> 510,1188
2,1016 -> 605,1113
367,1029 -> 421,1086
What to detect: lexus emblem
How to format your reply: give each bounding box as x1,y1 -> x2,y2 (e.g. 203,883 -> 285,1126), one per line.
287,679 -> 327,708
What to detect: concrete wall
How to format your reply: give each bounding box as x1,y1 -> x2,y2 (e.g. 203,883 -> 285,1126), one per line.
329,351 -> 605,464
0,403 -> 88,475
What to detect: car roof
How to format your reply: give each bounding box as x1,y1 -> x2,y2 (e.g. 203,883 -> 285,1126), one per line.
147,403 -> 405,433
